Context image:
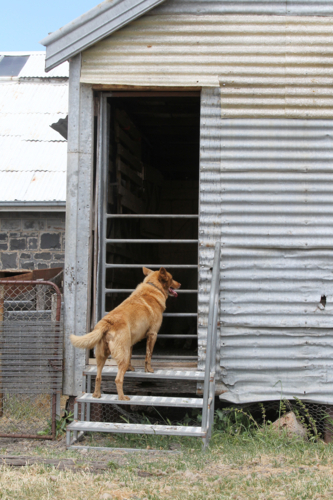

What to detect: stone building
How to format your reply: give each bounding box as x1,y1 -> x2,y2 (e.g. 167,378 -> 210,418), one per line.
0,52 -> 68,272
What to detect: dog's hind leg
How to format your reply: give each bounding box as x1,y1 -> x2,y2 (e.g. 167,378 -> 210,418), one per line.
93,342 -> 109,398
108,335 -> 131,400
127,346 -> 135,372
115,357 -> 131,401
145,331 -> 157,373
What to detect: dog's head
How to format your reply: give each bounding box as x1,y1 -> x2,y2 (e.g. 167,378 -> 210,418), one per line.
143,267 -> 181,298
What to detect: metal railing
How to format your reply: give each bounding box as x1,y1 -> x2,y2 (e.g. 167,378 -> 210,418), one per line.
100,213 -> 199,340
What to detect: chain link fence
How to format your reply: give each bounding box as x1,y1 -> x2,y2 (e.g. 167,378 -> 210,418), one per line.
220,399 -> 333,442
0,280 -> 63,439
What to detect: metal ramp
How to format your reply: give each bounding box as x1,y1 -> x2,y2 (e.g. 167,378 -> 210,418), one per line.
67,242 -> 220,449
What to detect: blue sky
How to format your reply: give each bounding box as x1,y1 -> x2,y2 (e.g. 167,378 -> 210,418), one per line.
1,0 -> 99,51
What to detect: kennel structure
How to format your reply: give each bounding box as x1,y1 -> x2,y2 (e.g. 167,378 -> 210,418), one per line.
42,0 -> 333,407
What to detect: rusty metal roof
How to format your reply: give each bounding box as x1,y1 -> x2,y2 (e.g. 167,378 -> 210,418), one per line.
0,52 -> 68,207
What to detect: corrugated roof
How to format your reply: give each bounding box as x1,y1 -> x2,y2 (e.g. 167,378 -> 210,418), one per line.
0,52 -> 68,206
0,137 -> 67,171
0,52 -> 68,78
0,171 -> 66,203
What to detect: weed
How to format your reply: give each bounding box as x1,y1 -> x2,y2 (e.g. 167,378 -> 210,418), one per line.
293,397 -> 320,439
37,410 -> 74,439
107,460 -> 119,470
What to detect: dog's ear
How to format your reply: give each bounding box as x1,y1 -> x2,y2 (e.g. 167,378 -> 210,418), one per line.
158,267 -> 168,282
143,267 -> 153,276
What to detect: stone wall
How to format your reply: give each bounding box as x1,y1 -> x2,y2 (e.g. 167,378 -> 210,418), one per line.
0,212 -> 65,271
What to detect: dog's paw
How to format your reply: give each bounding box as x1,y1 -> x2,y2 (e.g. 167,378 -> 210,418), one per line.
145,366 -> 154,373
92,392 -> 101,398
127,365 -> 135,372
119,395 -> 130,401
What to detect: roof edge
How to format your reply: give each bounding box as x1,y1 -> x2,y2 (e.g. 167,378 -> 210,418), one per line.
0,202 -> 66,212
40,1 -> 117,46
40,0 -> 166,72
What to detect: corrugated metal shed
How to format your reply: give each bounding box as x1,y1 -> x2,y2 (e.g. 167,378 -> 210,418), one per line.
80,13 -> 333,111
40,0 -> 333,404
0,52 -> 68,206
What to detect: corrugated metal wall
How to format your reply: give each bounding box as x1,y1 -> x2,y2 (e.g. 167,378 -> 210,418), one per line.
198,104 -> 333,403
217,115 -> 333,404
81,13 -> 333,104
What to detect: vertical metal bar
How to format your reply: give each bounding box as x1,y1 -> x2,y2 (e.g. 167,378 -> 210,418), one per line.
81,402 -> 85,423
208,294 -> 219,440
56,393 -> 61,419
66,429 -> 71,447
86,375 -> 91,421
96,95 -> 103,322
51,393 -> 57,439
97,94 -> 109,323
73,402 -> 78,442
201,242 -> 220,437
0,284 -> 3,417
81,374 -> 86,422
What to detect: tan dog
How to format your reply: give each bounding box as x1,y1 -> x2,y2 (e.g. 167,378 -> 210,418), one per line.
70,267 -> 181,400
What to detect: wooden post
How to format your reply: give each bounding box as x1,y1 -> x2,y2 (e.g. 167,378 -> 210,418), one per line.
0,284 -> 4,417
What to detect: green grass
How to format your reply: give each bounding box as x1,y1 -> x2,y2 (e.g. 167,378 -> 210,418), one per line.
2,430 -> 333,499
2,406 -> 333,499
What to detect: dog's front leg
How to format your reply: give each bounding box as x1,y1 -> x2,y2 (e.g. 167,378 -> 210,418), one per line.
145,332 -> 157,373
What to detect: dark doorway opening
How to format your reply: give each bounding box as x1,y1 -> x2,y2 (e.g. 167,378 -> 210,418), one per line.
104,93 -> 200,360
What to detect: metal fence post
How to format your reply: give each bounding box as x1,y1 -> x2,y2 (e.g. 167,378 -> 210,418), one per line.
0,284 -> 3,417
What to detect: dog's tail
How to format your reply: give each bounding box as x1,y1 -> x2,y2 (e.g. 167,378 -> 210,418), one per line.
70,324 -> 106,350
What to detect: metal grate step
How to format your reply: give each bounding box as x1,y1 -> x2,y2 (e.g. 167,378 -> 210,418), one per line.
67,421 -> 205,437
77,393 -> 204,408
84,366 -> 205,381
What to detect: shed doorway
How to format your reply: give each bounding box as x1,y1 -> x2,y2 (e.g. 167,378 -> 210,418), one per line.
96,92 -> 200,369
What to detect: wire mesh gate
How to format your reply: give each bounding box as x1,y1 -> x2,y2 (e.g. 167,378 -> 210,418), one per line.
0,280 -> 63,440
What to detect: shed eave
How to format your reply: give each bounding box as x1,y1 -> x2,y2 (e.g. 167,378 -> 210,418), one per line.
40,0 -> 167,72
0,201 -> 66,212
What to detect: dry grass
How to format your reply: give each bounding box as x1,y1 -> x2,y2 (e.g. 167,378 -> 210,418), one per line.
2,429 -> 333,499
